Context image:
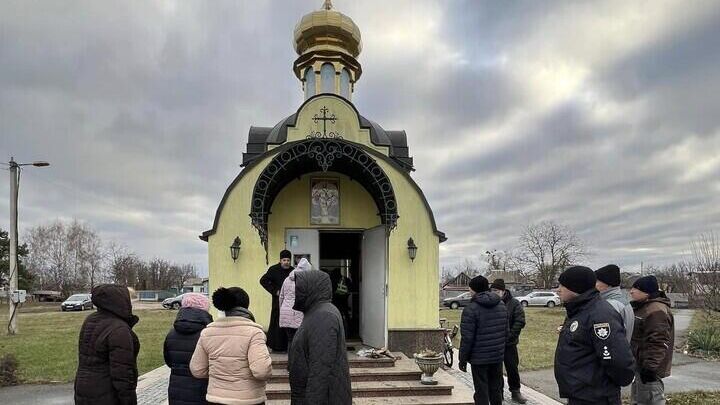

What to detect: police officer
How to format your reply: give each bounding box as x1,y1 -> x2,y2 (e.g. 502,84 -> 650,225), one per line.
554,266 -> 635,405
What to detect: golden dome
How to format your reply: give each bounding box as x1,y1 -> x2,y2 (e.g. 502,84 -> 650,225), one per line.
293,0 -> 362,58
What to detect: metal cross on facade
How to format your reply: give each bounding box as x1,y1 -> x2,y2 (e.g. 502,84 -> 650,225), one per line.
308,106 -> 343,139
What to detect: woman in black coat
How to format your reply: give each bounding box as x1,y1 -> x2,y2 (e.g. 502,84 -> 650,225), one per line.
74,284 -> 140,405
163,293 -> 213,405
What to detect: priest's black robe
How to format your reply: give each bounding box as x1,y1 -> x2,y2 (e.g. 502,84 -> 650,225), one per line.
259,262 -> 293,351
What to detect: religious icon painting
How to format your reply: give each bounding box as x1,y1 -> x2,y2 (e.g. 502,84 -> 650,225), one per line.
310,178 -> 340,225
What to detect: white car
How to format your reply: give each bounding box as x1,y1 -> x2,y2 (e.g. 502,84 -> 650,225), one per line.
515,291 -> 561,308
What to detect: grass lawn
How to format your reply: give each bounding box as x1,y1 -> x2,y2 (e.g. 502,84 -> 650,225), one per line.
666,391 -> 720,404
0,303 -> 176,383
440,307 -> 566,371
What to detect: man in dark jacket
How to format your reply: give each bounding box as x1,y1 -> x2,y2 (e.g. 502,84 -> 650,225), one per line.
629,275 -> 674,405
163,293 -> 213,405
491,278 -> 527,404
554,266 -> 635,405
288,270 -> 352,405
260,249 -> 294,352
74,284 -> 140,405
459,275 -> 507,405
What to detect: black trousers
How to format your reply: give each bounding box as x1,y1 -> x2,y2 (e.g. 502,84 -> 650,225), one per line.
284,327 -> 297,348
504,344 -> 521,392
471,363 -> 504,405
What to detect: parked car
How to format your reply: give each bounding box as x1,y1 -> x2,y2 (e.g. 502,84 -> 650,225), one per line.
162,292 -> 209,309
515,291 -> 561,308
442,292 -> 472,309
61,294 -> 93,311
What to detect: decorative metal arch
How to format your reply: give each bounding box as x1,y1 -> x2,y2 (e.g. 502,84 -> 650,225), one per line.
250,139 -> 399,259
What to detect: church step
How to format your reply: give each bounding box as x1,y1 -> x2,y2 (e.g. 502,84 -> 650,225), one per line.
270,351 -> 398,369
265,379 -> 454,400
269,360 -> 422,383
267,395 -> 473,405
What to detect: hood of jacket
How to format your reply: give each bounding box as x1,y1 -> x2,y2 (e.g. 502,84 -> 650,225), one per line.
293,270 -> 332,313
91,284 -> 138,326
173,307 -> 213,334
600,286 -> 629,305
288,257 -> 311,282
472,291 -> 502,308
631,291 -> 672,310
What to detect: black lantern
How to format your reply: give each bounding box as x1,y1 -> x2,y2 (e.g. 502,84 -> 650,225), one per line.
230,237 -> 241,261
407,238 -> 418,262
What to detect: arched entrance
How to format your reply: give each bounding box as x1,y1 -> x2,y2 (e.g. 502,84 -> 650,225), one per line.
250,138 -> 398,347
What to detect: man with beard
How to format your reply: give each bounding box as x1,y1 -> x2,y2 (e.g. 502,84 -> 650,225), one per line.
260,249 -> 294,352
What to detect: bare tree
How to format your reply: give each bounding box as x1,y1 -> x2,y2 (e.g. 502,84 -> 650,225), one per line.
440,266 -> 457,285
108,243 -> 144,287
452,257 -> 482,278
653,262 -> 694,294
515,221 -> 588,289
691,232 -> 720,312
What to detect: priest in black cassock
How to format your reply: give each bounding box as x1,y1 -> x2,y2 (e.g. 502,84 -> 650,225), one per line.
260,249 -> 294,352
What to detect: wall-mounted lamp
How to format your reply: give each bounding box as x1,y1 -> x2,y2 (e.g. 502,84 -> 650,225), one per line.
230,237 -> 242,261
407,238 -> 418,262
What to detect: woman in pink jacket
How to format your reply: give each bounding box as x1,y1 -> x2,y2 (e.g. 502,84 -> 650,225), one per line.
279,258 -> 312,348
190,287 -> 272,405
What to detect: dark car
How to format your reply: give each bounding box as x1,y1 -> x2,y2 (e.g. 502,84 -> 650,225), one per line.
162,292 -> 209,309
442,292 -> 472,309
61,294 -> 93,311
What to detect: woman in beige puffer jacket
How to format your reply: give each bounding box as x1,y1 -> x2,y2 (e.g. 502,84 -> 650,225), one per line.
190,287 -> 272,405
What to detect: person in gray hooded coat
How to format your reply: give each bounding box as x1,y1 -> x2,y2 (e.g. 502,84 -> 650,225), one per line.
595,264 -> 634,342
288,270 -> 352,405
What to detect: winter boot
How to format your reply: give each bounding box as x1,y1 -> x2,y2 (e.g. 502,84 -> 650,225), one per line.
511,390 -> 528,404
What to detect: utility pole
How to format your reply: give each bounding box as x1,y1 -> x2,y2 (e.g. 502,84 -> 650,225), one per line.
6,157 -> 49,335
8,158 -> 18,335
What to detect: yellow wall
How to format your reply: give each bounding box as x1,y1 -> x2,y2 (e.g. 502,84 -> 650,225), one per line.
207,94 -> 440,331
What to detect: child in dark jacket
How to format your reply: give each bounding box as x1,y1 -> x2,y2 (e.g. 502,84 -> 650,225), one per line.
163,293 -> 213,405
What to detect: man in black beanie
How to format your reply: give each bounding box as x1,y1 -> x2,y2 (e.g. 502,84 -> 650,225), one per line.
554,266 -> 635,405
629,275 -> 674,405
595,264 -> 634,342
459,275 -> 507,405
490,279 -> 527,404
259,249 -> 294,352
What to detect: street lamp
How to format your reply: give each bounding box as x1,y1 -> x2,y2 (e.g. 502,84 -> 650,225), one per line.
5,157 -> 50,335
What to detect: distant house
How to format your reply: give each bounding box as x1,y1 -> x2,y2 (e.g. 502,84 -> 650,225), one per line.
182,277 -> 209,294
441,272 -> 472,300
485,270 -> 535,296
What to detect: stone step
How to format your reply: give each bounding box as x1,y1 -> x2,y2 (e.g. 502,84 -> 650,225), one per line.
270,351 -> 398,369
266,379 -> 454,400
267,395 -> 474,405
270,358 -> 422,383
265,368 -> 474,403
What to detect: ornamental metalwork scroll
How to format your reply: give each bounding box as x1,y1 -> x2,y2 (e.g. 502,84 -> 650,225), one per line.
250,138 -> 399,262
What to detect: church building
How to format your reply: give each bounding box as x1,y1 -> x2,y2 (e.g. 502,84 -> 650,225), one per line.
201,1 -> 446,354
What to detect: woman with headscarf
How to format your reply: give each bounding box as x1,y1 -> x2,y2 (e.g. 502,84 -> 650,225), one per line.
190,287 -> 272,405
279,257 -> 312,348
163,293 -> 213,405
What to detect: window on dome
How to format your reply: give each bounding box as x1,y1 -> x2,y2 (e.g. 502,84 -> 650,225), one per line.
321,63 -> 335,94
304,67 -> 316,99
340,68 -> 350,99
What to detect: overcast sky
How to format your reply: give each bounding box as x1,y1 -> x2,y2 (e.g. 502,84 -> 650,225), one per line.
2,0 -> 720,275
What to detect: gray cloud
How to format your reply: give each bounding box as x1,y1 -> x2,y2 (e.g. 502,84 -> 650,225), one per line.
1,0 -> 720,276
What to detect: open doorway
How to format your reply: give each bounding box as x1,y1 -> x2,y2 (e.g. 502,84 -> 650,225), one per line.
319,231 -> 361,340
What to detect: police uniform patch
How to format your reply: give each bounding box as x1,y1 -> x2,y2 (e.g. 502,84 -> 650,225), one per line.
569,320 -> 579,332
593,323 -> 610,340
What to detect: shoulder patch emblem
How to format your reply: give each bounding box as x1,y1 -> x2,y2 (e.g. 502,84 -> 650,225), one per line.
593,323 -> 610,340
569,320 -> 579,332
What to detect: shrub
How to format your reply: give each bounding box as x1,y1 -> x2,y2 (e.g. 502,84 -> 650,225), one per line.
687,325 -> 720,357
0,353 -> 20,386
